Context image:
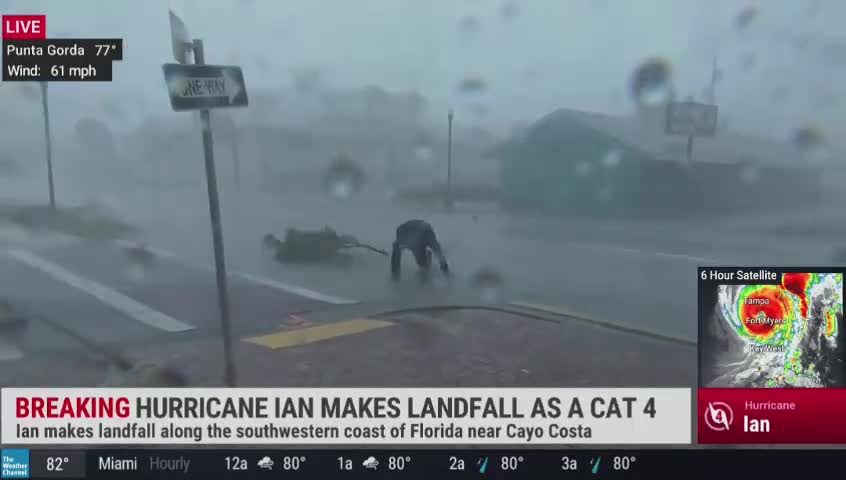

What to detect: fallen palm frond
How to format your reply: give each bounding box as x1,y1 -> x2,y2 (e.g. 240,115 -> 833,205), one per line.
263,227 -> 387,263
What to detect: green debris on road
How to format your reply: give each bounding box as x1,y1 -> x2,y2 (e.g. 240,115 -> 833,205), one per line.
263,227 -> 388,265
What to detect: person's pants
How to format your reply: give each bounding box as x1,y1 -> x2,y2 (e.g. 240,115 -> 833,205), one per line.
391,243 -> 431,277
414,247 -> 433,270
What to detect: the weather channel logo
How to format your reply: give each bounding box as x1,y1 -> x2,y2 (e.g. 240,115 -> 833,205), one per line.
1,449 -> 29,479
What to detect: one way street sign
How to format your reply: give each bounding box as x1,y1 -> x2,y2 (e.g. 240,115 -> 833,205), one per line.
163,63 -> 249,111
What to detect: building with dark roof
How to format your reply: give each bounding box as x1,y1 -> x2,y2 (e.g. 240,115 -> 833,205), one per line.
490,107 -> 823,216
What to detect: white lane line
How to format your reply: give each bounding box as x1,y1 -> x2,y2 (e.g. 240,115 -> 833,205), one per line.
0,338 -> 24,361
653,251 -> 721,263
234,271 -> 358,305
6,249 -> 195,333
566,241 -> 721,264
114,240 -> 358,305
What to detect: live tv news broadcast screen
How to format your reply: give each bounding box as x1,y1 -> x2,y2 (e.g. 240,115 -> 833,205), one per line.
1,1 -> 846,479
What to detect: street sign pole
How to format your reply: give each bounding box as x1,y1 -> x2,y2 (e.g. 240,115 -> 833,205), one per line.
232,125 -> 240,187
39,82 -> 55,209
446,109 -> 453,210
191,38 -> 237,388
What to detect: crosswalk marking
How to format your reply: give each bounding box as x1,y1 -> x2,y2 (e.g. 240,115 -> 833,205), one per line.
113,240 -> 358,305
6,249 -> 195,333
243,318 -> 394,350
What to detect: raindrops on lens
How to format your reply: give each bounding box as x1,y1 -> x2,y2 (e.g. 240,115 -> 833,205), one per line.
600,149 -> 623,169
630,58 -> 673,108
792,125 -> 829,163
792,124 -> 825,152
735,5 -> 759,31
458,16 -> 480,34
575,161 -> 593,177
739,165 -> 761,184
739,53 -> 757,72
470,267 -> 505,303
327,175 -> 355,199
16,83 -> 40,102
500,1 -> 519,20
121,243 -> 155,283
457,76 -> 488,95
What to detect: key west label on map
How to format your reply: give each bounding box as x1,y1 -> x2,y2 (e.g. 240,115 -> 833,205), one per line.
162,63 -> 248,111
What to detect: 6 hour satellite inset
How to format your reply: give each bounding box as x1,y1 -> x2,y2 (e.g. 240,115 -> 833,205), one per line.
700,272 -> 844,388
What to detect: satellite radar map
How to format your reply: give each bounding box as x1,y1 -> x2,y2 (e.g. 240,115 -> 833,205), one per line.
700,271 -> 845,388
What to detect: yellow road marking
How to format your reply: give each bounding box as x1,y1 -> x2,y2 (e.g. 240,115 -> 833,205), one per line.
510,301 -> 600,323
244,318 -> 394,349
509,301 -> 696,346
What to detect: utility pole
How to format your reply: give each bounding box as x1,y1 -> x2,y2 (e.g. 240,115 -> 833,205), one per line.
446,109 -> 454,210
39,82 -> 55,209
706,56 -> 719,104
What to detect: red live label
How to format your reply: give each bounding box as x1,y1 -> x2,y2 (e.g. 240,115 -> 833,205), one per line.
698,388 -> 846,444
2,15 -> 46,40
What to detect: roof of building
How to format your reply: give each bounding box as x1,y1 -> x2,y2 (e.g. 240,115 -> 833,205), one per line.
494,107 -> 832,169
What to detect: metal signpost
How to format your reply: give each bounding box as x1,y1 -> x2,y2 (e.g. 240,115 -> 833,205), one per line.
665,100 -> 718,165
164,11 -> 249,387
39,81 -> 55,209
216,113 -> 241,187
232,126 -> 240,186
446,109 -> 454,209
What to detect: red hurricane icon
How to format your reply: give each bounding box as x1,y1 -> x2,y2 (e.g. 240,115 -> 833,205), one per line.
705,402 -> 734,431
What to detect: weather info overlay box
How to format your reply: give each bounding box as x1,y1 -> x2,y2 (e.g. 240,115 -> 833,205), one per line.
697,267 -> 845,444
1,14 -> 122,82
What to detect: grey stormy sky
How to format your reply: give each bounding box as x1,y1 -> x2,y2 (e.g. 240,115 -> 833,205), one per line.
1,0 -> 844,144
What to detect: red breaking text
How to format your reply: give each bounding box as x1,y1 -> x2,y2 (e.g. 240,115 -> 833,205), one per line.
16,396 -> 131,418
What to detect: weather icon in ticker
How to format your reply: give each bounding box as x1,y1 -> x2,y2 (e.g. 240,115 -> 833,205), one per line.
257,456 -> 274,470
704,402 -> 734,431
362,456 -> 379,470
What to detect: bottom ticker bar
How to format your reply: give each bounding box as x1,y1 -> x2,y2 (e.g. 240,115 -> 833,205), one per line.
4,449 -> 844,479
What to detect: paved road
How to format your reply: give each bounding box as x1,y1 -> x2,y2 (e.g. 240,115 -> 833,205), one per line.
0,236 -> 696,388
98,184 -> 843,343
1,180 -> 838,388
